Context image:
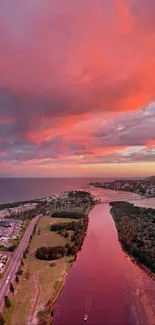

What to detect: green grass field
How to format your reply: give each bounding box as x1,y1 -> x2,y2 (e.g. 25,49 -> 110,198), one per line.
2,215 -> 75,325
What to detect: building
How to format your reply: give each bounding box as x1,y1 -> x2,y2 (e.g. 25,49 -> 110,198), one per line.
0,254 -> 8,273
0,220 -> 12,227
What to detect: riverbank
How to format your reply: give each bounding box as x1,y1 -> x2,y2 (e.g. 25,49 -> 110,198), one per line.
129,257 -> 155,281
110,201 -> 155,275
52,194 -> 155,325
120,246 -> 155,281
1,190 -> 97,325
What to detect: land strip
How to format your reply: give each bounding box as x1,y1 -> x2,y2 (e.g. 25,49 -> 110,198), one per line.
2,190 -> 97,325
0,214 -> 40,312
110,201 -> 155,274
90,178 -> 155,197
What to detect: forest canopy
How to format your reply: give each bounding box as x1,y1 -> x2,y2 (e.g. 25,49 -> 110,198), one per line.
110,201 -> 155,273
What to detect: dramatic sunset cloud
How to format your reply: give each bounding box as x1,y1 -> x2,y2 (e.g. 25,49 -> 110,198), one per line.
0,0 -> 155,176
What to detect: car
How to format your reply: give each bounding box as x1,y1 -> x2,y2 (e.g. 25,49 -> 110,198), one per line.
6,275 -> 10,284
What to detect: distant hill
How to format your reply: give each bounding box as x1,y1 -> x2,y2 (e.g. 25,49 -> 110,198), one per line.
146,176 -> 155,180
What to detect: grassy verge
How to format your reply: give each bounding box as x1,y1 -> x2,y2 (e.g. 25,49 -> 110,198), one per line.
2,215 -> 75,325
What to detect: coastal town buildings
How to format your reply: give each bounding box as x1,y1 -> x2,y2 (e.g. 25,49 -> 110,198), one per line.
0,203 -> 37,220
0,254 -> 8,273
0,219 -> 23,248
90,178 -> 155,197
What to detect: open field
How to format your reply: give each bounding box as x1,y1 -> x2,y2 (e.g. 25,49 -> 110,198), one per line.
38,257 -> 71,307
29,215 -> 77,251
3,271 -> 36,325
2,215 -> 76,325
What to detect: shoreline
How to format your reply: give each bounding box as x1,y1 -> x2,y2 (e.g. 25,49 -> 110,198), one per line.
35,199 -> 95,325
130,257 -> 155,280
110,208 -> 155,281
52,262 -> 73,312
116,234 -> 155,281
124,250 -> 155,281
50,204 -> 94,323
89,183 -> 155,198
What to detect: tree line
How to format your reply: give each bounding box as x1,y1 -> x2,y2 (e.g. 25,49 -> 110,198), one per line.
52,210 -> 85,219
36,215 -> 88,260
36,246 -> 66,260
110,201 -> 155,273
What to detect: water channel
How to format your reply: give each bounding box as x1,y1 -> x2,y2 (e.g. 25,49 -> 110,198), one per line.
53,188 -> 155,325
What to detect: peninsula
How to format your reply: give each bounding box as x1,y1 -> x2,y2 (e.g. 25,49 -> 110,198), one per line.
90,177 -> 155,197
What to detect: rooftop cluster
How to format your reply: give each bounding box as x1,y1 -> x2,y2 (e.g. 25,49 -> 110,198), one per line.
0,219 -> 23,249
90,178 -> 155,197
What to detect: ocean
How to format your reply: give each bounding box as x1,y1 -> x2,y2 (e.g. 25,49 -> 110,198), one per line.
0,177 -> 106,204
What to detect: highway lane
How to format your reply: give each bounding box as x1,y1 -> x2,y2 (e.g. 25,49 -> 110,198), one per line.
0,215 -> 41,312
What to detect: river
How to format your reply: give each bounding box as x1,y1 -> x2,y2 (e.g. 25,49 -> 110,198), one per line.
53,188 -> 155,325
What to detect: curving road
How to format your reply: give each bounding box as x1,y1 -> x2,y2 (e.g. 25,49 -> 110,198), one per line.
0,215 -> 41,312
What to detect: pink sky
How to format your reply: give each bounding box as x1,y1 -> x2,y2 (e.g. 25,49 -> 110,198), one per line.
0,0 -> 155,177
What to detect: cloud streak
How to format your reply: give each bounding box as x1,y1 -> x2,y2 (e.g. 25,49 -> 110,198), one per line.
0,0 -> 155,175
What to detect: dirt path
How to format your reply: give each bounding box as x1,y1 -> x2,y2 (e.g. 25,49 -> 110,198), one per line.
28,258 -> 62,324
41,231 -> 45,246
31,270 -> 42,317
29,261 -> 58,324
29,267 -> 45,324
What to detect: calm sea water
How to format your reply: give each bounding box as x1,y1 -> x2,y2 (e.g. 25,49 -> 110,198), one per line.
0,177 -> 108,204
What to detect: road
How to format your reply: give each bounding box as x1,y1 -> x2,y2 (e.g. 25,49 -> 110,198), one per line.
0,215 -> 40,312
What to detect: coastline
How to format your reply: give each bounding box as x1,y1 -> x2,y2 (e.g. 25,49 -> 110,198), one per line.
89,182 -> 155,198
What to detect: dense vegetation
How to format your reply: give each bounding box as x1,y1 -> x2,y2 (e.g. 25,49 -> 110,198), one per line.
36,246 -> 66,260
110,201 -> 155,272
51,220 -> 83,232
36,215 -> 88,260
36,191 -> 96,261
52,210 -> 85,219
68,190 -> 95,202
47,190 -> 96,213
90,179 -> 155,197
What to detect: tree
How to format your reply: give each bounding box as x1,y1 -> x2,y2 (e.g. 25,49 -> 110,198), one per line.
26,247 -> 29,254
15,275 -> 19,284
17,267 -> 23,275
23,251 -> 27,259
38,318 -> 47,325
21,259 -> 24,266
64,232 -> 69,238
4,296 -> 11,308
9,283 -> 14,294
0,313 -> 5,325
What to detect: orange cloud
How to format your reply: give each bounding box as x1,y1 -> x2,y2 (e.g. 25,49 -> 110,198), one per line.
1,0 -> 155,176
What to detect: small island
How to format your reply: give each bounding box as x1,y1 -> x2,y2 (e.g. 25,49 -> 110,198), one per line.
110,201 -> 155,274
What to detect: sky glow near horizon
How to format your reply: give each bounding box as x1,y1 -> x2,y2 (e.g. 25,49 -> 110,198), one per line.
0,0 -> 155,177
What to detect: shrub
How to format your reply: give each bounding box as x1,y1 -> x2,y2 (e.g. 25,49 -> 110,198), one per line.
36,246 -> 66,260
